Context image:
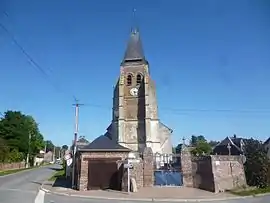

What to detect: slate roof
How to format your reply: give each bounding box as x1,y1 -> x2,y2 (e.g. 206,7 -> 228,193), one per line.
219,136 -> 246,146
214,135 -> 246,153
122,29 -> 147,65
264,137 -> 270,145
78,135 -> 131,152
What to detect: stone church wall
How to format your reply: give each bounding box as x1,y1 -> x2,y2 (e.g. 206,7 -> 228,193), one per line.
190,155 -> 247,193
211,155 -> 247,192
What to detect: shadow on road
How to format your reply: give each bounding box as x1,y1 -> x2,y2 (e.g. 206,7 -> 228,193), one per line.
52,175 -> 72,189
48,167 -> 63,171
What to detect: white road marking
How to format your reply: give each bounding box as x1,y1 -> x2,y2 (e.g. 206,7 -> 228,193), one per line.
35,189 -> 45,203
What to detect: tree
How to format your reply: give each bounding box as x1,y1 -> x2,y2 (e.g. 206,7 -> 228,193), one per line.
208,140 -> 219,147
191,140 -> 212,156
175,143 -> 183,154
61,145 -> 68,150
0,137 -> 10,162
190,135 -> 198,146
243,138 -> 270,188
190,135 -> 207,146
0,110 -> 44,164
45,140 -> 54,152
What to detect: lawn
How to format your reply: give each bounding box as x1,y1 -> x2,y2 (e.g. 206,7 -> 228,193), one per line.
230,187 -> 270,196
48,168 -> 65,181
0,167 -> 31,176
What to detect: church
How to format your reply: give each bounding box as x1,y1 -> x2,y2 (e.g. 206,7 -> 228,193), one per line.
103,28 -> 173,155
75,28 -> 174,191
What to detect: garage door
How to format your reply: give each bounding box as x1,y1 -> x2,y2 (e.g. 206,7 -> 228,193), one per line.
88,159 -> 120,190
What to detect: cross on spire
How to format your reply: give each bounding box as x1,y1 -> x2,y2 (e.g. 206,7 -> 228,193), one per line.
132,8 -> 138,33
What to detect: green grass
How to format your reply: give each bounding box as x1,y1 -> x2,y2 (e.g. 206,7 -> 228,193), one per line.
48,169 -> 65,181
0,167 -> 31,176
230,187 -> 270,196
0,162 -> 51,176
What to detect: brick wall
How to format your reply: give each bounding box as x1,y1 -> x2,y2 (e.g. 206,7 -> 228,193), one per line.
0,162 -> 25,171
121,148 -> 154,192
77,151 -> 128,191
122,160 -> 144,192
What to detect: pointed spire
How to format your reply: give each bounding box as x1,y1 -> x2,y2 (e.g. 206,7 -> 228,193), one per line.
121,9 -> 147,65
122,29 -> 145,63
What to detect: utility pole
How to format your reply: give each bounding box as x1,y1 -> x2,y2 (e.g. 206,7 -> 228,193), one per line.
53,146 -> 56,163
71,99 -> 83,189
44,142 -> 47,154
26,133 -> 31,168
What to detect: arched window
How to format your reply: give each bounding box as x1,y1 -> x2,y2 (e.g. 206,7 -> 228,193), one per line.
136,74 -> 142,85
127,74 -> 132,86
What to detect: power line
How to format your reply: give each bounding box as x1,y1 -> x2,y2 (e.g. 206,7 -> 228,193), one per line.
0,17 -> 76,101
81,102 -> 270,116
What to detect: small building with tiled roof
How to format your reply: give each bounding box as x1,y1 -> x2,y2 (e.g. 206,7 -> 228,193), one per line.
74,135 -> 131,191
213,134 -> 246,155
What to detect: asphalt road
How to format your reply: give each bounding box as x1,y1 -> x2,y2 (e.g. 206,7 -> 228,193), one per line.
1,165 -> 270,203
44,193 -> 270,203
0,164 -> 59,203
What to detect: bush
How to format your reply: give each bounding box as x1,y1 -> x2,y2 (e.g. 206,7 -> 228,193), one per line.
244,139 -> 270,188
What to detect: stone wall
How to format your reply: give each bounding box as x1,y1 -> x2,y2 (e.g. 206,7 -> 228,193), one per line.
211,155 -> 246,192
121,160 -> 144,192
181,147 -> 193,187
143,147 -> 154,187
122,147 -> 154,191
190,155 -> 247,193
192,156 -> 214,192
0,162 -> 25,171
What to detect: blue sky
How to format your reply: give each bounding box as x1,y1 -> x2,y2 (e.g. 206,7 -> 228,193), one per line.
0,0 -> 270,146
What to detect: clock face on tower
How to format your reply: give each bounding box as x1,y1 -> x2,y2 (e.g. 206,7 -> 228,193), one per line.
130,87 -> 138,96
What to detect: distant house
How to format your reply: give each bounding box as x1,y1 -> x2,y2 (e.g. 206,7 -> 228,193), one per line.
77,136 -> 90,149
263,137 -> 270,158
43,151 -> 53,162
71,136 -> 91,151
213,135 -> 246,155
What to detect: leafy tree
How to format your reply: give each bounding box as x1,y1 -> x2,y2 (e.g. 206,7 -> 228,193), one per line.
244,138 -> 270,188
191,140 -> 212,156
0,138 -> 10,162
190,135 -> 197,146
190,135 -> 207,146
45,140 -> 54,152
208,140 -> 219,147
175,143 -> 183,153
0,110 -> 44,164
61,145 -> 68,150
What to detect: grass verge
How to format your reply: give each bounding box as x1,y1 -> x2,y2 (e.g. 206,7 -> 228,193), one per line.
0,163 -> 52,176
48,168 -> 65,181
0,168 -> 30,176
229,187 -> 270,196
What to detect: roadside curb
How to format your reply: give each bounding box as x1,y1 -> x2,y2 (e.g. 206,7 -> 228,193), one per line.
40,183 -> 270,202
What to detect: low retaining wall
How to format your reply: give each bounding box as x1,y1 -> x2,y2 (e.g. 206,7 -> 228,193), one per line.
0,162 -> 25,171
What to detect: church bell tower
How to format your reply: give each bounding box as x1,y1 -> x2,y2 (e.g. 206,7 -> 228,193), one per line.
109,28 -> 172,154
